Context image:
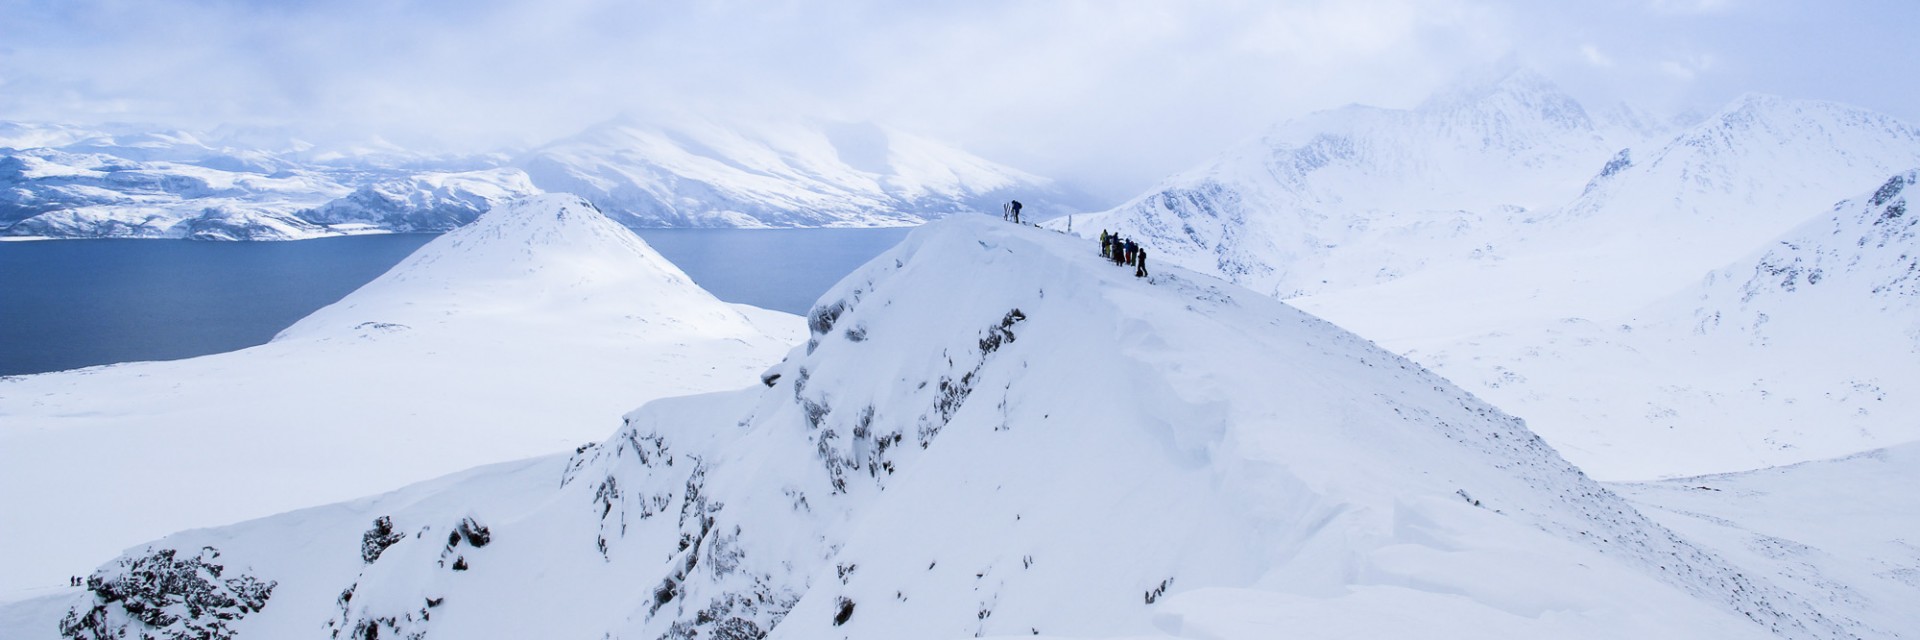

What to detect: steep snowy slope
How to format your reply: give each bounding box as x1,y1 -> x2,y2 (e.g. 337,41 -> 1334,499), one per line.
520,115 -> 1081,228
0,194 -> 803,602
6,218 -> 1857,639
1057,68 -> 1639,299
1388,171 -> 1920,479
1612,442 -> 1920,637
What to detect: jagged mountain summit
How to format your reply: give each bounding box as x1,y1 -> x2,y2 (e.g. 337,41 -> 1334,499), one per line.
0,194 -> 803,602
519,114 -> 1083,228
7,218 -> 1854,639
1055,67 -> 1650,299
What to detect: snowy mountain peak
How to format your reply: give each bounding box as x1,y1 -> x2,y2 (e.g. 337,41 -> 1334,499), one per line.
47,217 -> 1844,639
1689,169 -> 1920,342
277,192 -> 747,340
1681,93 -> 1918,149
1417,65 -> 1585,123
1066,68 -> 1626,299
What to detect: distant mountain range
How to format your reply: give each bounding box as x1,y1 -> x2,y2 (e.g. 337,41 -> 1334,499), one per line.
1065,67 -> 1920,479
0,117 -> 1086,240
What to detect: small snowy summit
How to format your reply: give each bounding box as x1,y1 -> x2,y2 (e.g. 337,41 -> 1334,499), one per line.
0,194 -> 802,604
280,192 -> 761,340
13,218 -> 1853,639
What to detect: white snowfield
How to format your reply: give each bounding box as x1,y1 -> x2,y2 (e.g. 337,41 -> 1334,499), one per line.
1064,67 -> 1920,480
1611,442 -> 1920,638
0,194 -> 803,603
1,218 -> 1867,639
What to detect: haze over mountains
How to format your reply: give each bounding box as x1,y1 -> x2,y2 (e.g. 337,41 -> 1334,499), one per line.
1067,67 -> 1920,479
0,116 -> 1085,240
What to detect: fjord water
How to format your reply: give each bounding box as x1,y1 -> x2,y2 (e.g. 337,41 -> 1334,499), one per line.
0,227 -> 911,376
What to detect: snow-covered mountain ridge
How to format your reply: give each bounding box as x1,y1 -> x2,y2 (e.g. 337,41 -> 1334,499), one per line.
1054,68 -> 1651,299
0,194 -> 803,604
4,217 -> 1855,639
520,115 -> 1081,228
0,117 -> 1084,239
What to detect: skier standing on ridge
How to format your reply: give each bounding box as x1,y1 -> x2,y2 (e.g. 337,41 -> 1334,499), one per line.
1136,249 -> 1148,278
1100,230 -> 1110,258
1010,200 -> 1023,224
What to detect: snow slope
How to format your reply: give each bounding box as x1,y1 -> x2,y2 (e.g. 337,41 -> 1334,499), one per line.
0,194 -> 803,601
520,114 -> 1083,228
1612,442 -> 1920,637
3,217 -> 1854,639
1389,170 -> 1920,479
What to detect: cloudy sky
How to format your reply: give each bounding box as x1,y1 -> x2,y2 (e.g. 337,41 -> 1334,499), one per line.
1,0 -> 1913,202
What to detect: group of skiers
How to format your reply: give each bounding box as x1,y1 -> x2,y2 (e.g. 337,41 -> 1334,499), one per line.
1099,230 -> 1148,278
1001,200 -> 1025,224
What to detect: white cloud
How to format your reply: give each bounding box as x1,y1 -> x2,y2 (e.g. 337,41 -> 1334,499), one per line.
0,0 -> 1913,203
1581,44 -> 1614,68
1659,54 -> 1716,81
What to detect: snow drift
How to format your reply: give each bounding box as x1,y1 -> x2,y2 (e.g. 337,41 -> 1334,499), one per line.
8,217 -> 1850,639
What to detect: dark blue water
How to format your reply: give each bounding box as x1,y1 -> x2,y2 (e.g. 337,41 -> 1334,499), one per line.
636,227 -> 911,318
0,228 -> 911,376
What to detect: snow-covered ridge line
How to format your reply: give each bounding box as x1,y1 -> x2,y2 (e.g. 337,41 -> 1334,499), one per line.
10,217 -> 1845,639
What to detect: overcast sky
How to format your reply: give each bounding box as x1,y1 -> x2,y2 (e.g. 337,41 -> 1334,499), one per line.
2,0 -> 1914,202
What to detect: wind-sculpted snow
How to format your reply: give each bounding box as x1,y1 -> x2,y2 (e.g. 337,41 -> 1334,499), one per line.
3,217 -> 1852,639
